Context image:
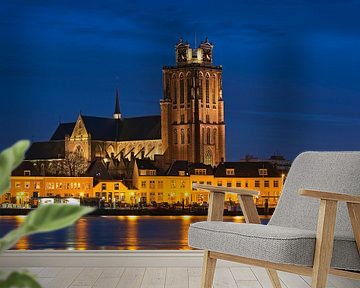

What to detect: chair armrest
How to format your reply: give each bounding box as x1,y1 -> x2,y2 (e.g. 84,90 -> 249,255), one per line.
193,183 -> 261,223
299,189 -> 360,204
193,183 -> 260,197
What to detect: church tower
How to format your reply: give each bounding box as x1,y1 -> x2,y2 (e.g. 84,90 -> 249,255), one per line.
161,38 -> 225,166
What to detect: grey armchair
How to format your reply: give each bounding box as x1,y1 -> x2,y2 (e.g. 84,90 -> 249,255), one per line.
189,152 -> 360,288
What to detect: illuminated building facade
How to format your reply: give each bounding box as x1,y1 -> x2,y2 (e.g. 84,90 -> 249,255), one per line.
2,176 -> 93,206
161,38 -> 226,166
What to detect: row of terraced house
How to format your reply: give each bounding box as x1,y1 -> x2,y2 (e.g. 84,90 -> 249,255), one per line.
2,158 -> 286,208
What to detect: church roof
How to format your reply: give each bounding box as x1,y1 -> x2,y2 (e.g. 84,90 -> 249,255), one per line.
25,141 -> 65,160
81,115 -> 161,141
50,122 -> 76,140
49,115 -> 161,141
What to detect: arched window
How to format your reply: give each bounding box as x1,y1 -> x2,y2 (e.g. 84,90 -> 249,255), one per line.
173,79 -> 177,104
205,74 -> 210,103
166,76 -> 171,99
95,145 -> 102,158
205,150 -> 213,166
212,75 -> 216,104
180,75 -> 184,104
187,77 -> 192,102
213,128 -> 217,145
187,128 -> 191,144
174,129 -> 178,144
206,128 -> 211,144
199,76 -> 203,101
202,127 -> 205,144
106,145 -> 114,158
181,129 -> 185,144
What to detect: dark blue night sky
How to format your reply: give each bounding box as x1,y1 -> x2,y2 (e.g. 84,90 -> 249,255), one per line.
1,0 -> 359,160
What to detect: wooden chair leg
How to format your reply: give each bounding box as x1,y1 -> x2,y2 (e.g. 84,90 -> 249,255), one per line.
266,269 -> 282,288
311,200 -> 337,288
201,251 -> 217,288
347,203 -> 360,254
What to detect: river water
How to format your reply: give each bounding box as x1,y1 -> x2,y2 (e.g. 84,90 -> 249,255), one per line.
0,215 -> 270,250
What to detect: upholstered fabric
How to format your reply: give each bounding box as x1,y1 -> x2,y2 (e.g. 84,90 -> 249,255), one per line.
189,221 -> 360,271
188,152 -> 360,271
269,152 -> 360,239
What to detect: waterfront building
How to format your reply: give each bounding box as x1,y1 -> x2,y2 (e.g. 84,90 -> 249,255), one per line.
93,180 -> 136,206
2,176 -> 93,207
214,162 -> 282,207
4,160 -> 283,208
131,160 -> 283,207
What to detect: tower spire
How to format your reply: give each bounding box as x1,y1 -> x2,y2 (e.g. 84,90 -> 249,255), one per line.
113,86 -> 122,119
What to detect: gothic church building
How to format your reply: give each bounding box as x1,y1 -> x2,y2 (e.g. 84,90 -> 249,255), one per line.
24,39 -> 226,174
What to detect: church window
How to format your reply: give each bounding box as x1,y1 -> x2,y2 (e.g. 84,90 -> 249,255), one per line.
180,114 -> 184,123
187,128 -> 191,144
174,129 -> 178,144
173,80 -> 177,104
166,76 -> 171,98
206,115 -> 210,123
206,77 -> 210,103
213,128 -> 217,145
180,79 -> 184,104
199,78 -> 203,101
187,78 -> 192,102
181,129 -> 185,144
205,150 -> 213,165
206,128 -> 211,144
202,128 -> 205,144
212,77 -> 216,104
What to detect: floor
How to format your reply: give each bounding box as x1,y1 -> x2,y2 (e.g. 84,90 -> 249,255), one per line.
1,251 -> 359,288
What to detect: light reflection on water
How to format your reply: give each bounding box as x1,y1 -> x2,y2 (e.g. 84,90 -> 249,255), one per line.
0,215 -> 270,250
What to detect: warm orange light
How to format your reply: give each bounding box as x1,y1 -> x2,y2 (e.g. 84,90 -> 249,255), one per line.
127,215 -> 138,221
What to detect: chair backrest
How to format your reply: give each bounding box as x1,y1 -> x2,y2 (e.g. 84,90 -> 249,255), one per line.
269,152 -> 360,239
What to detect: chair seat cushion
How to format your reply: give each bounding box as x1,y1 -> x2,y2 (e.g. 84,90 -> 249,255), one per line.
188,222 -> 360,272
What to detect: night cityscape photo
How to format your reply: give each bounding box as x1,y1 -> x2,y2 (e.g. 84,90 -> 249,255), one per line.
0,0 -> 360,252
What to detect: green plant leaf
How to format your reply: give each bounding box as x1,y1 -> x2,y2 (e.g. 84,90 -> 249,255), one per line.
0,140 -> 30,195
0,228 -> 24,251
0,271 -> 41,288
0,205 -> 95,251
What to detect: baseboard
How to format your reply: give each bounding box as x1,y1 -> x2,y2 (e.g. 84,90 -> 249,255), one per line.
0,250 -> 247,268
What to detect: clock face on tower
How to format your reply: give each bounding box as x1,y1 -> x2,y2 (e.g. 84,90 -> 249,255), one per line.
177,48 -> 187,62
